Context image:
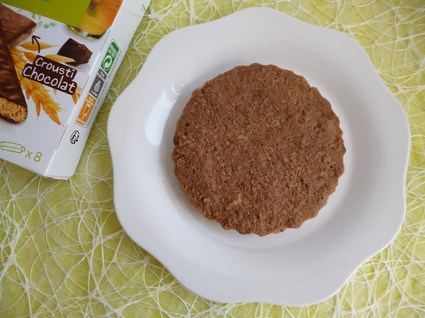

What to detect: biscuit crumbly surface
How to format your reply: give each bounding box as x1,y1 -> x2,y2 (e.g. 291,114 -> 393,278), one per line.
173,64 -> 345,236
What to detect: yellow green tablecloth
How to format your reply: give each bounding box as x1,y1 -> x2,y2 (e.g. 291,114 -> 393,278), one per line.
1,1 -> 424,317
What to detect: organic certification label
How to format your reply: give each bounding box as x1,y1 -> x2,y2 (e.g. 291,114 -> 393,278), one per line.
100,41 -> 120,74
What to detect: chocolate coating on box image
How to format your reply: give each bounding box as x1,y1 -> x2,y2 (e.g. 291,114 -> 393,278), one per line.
0,4 -> 36,47
172,64 -> 345,236
58,38 -> 92,66
0,21 -> 27,123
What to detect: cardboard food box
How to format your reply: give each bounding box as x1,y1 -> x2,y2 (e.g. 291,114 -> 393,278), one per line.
0,0 -> 149,179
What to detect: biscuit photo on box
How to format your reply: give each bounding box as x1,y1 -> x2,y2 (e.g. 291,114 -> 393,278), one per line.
0,21 -> 28,123
0,4 -> 36,48
57,38 -> 93,66
0,4 -> 36,123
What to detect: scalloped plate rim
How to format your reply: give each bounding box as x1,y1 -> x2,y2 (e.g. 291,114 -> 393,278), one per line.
107,7 -> 410,306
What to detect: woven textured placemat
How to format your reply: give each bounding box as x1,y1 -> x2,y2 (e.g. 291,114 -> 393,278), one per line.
1,1 -> 424,316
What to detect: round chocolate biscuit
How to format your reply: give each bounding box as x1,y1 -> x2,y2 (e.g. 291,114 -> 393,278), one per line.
172,64 -> 345,236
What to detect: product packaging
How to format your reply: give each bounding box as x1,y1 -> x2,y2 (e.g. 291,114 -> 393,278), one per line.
0,0 -> 149,178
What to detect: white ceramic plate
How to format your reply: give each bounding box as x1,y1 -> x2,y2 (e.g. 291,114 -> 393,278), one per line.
108,7 -> 410,306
